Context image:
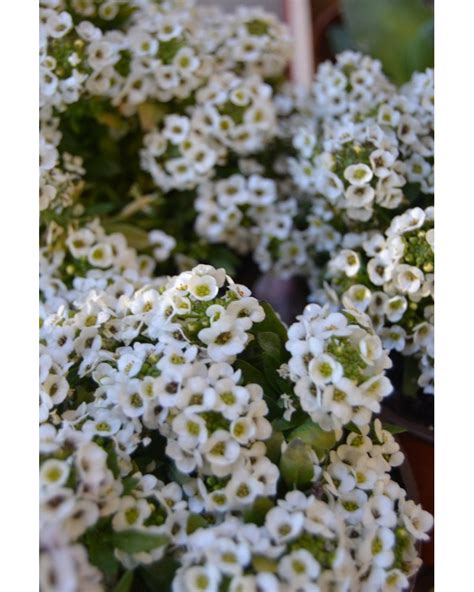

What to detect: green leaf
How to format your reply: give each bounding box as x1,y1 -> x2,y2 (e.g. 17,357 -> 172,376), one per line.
206,245 -> 240,276
101,222 -> 151,251
279,439 -> 314,488
235,359 -> 268,389
253,302 -> 288,351
261,354 -> 284,393
103,439 -> 121,479
243,497 -> 274,526
113,571 -> 134,592
382,422 -> 407,435
265,430 -> 284,464
402,355 -> 421,397
235,359 -> 280,419
289,420 -> 338,458
122,476 -> 139,496
272,410 -> 307,433
109,530 -> 169,554
137,558 -> 180,590
85,534 -> 119,576
257,331 -> 282,362
186,514 -> 208,534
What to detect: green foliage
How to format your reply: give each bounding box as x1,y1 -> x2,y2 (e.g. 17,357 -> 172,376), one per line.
279,439 -> 314,488
113,571 -> 134,592
338,0 -> 434,84
136,558 -> 180,591
186,513 -> 209,534
289,420 -> 338,458
83,524 -> 120,577
109,530 -> 169,554
402,353 -> 424,397
234,301 -> 293,419
252,302 -> 289,347
243,496 -> 275,526
382,422 -> 407,435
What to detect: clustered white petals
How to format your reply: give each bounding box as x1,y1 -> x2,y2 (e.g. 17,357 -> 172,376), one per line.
326,206 -> 434,394
39,2 -> 434,587
286,303 -> 393,431
39,262 -> 432,591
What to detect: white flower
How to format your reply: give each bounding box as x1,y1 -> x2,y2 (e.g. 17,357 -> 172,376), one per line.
309,354 -> 343,386
342,285 -> 372,311
381,326 -> 406,352
394,264 -> 424,294
344,163 -> 373,186
358,526 -> 395,568
198,317 -> 248,362
173,412 -> 208,450
181,565 -> 221,592
345,184 -> 375,207
163,115 -> 191,144
332,249 -> 361,277
203,430 -> 241,470
359,374 -> 393,411
278,549 -> 321,583
400,500 -> 434,541
385,295 -> 408,323
75,442 -> 108,488
188,274 -> 219,301
265,507 -> 304,543
40,459 -> 70,489
87,243 -> 114,268
149,230 -> 176,262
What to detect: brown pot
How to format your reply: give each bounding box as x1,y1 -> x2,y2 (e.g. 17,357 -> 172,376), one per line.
310,0 -> 342,66
381,407 -> 434,591
252,273 -> 309,325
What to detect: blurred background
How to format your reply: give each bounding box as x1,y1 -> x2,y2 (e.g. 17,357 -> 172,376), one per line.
200,0 -> 434,85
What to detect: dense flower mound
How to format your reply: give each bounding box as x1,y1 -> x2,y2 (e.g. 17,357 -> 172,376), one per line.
40,265 -> 431,591
284,303 -> 393,432
324,206 -> 434,394
38,3 -> 434,589
40,218 -> 177,317
288,68 -> 433,225
39,0 -> 291,213
253,54 -> 434,396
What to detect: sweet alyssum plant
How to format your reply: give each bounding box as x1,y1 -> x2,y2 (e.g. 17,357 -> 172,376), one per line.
40,0 -> 292,275
257,53 -> 434,397
40,265 -> 432,591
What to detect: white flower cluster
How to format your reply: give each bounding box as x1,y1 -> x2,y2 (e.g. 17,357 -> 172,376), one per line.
140,114 -> 220,192
195,173 -> 284,255
39,263 -> 432,590
40,107 -> 85,211
290,119 -> 409,222
311,51 -> 395,122
191,5 -> 292,80
40,0 -> 205,113
172,419 -> 432,592
254,189 -> 340,280
253,54 -> 434,398
287,58 -> 433,221
40,219 -> 177,313
39,0 -> 290,212
192,73 -> 277,155
40,265 -> 278,576
325,206 -> 434,394
285,303 -> 393,432
39,264 -> 275,585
